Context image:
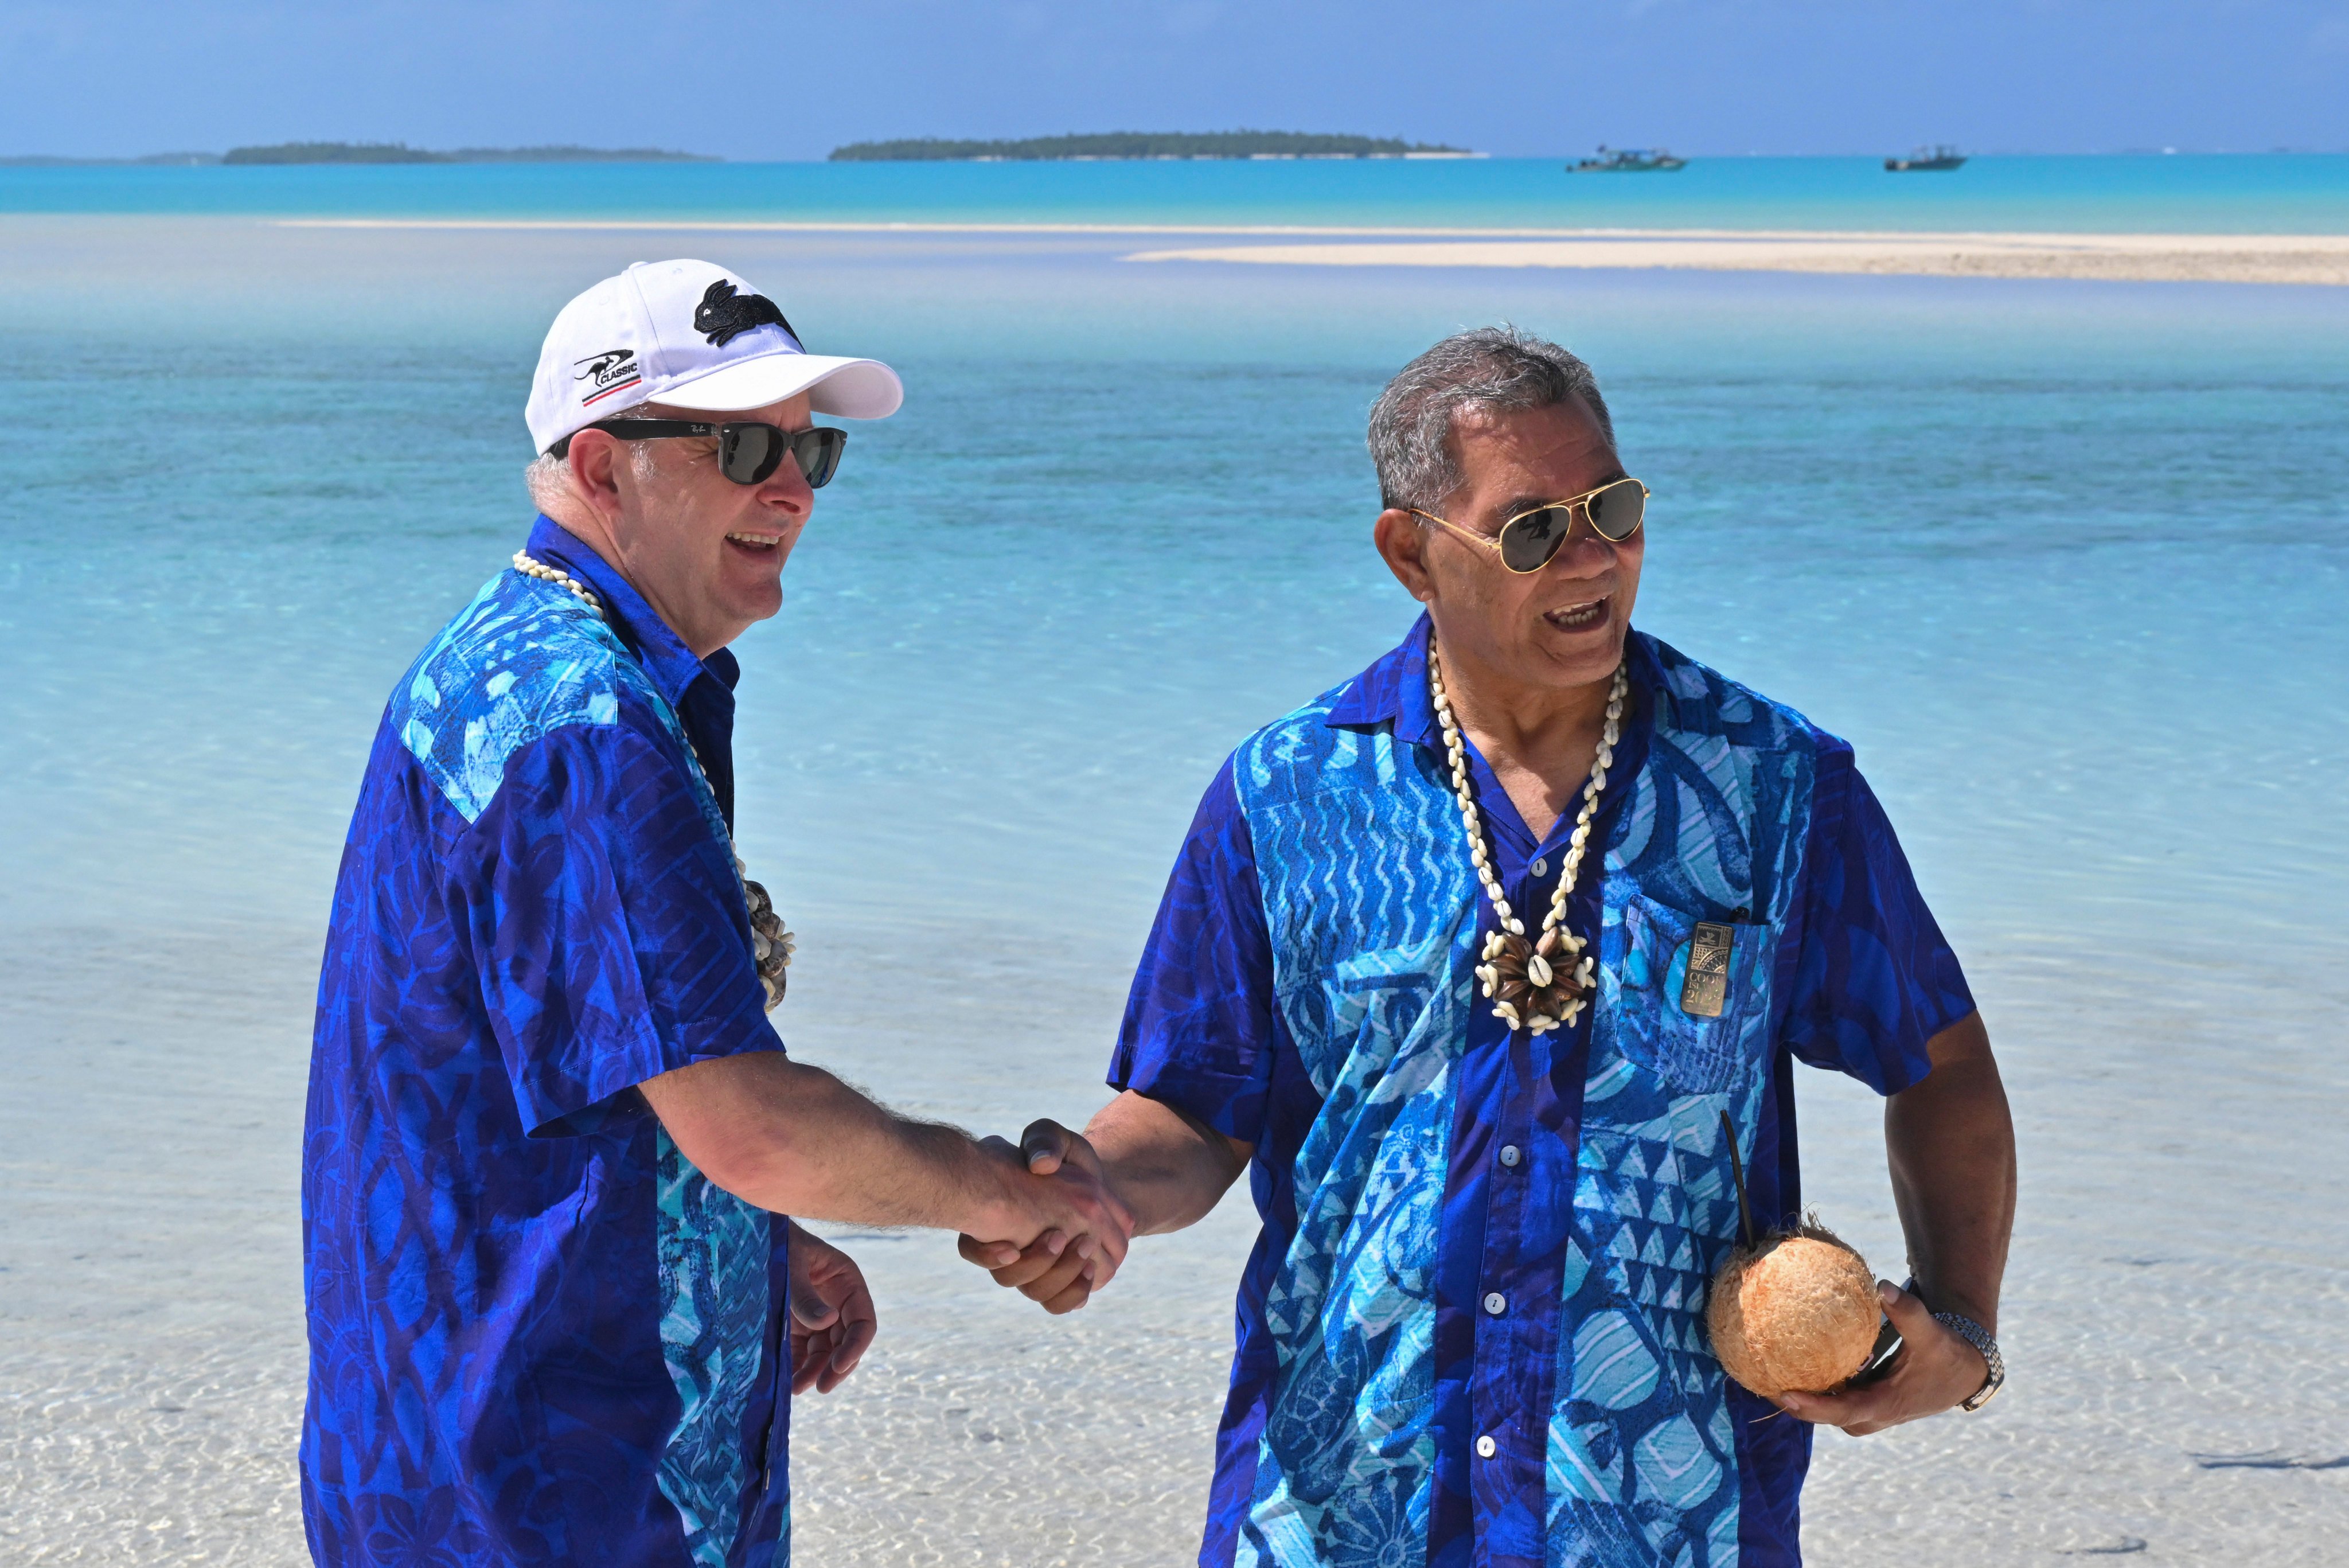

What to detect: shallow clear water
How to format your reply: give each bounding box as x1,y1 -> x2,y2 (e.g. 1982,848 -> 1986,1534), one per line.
5,153 -> 2349,232
1,208 -> 2344,1565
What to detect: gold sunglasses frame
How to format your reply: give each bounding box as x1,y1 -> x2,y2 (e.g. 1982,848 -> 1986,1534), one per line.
1410,478 -> 1650,574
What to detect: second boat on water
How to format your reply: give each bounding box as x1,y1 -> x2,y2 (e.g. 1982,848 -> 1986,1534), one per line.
1568,146 -> 1688,172
1886,144 -> 1967,171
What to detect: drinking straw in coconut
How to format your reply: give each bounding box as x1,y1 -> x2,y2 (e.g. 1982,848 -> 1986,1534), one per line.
1719,1109 -> 1758,1251
1707,1109 -> 1883,1401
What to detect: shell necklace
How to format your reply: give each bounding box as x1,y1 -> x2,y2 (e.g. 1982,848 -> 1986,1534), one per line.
1429,642 -> 1627,1035
513,551 -> 794,1012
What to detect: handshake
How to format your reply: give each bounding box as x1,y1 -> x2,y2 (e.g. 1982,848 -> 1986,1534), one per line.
742,1075 -> 1254,1390
957,1119 -> 1136,1315
650,1064 -> 1248,1389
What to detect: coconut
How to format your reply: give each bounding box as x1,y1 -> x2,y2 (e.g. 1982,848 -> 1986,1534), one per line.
1705,1222 -> 1882,1399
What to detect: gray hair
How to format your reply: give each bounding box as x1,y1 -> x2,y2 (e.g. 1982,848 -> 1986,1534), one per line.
1366,326 -> 1616,512
522,399 -> 663,512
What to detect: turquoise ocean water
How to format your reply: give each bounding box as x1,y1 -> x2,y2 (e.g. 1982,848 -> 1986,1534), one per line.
6,153 -> 2349,230
1,162 -> 2344,1565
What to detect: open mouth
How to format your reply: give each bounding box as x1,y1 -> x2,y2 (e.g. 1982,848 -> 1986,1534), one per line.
725,531 -> 782,557
1543,597 -> 1609,632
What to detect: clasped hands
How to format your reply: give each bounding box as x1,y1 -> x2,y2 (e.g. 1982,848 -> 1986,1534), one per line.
958,1119 -> 1130,1315
782,1119 -> 1125,1400
779,1120 -> 1126,1398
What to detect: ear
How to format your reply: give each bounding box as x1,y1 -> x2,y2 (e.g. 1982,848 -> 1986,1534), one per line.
1373,508 -> 1438,605
563,429 -> 630,535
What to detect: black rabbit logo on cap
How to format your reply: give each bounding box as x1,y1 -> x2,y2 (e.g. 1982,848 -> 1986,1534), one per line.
694,280 -> 797,349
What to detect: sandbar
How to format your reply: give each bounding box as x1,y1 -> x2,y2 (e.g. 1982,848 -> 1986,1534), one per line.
271,219 -> 2349,284
1123,229 -> 2349,285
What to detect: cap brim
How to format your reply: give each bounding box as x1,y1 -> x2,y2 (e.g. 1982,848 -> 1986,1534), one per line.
654,352 -> 904,419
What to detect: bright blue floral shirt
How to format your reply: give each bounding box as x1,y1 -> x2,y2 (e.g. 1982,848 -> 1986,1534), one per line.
302,517 -> 793,1568
1111,618 -> 1974,1568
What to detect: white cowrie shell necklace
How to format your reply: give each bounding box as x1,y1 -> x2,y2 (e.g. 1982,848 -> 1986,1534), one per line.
1428,642 -> 1626,1035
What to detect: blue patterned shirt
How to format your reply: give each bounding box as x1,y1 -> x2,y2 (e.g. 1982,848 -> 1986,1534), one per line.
1111,618 -> 1973,1568
303,517 -> 793,1568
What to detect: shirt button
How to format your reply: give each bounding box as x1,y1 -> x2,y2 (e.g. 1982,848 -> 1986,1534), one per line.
1476,1434 -> 1498,1459
1483,1291 -> 1507,1316
1531,857 -> 1547,877
1499,1144 -> 1522,1168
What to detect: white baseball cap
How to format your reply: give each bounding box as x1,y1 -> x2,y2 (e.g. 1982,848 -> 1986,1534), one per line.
526,258 -> 903,454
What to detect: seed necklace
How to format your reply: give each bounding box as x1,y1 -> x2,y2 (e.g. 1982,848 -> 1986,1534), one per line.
514,551 -> 794,1012
1428,642 -> 1627,1035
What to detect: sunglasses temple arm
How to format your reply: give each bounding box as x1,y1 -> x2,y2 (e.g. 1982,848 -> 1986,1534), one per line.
1415,510 -> 1505,557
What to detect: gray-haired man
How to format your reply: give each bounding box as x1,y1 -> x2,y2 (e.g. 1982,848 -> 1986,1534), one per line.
303,259 -> 1131,1567
966,327 -> 2015,1566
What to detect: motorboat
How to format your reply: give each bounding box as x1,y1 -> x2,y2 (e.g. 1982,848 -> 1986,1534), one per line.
1568,146 -> 1688,173
1886,145 -> 1966,171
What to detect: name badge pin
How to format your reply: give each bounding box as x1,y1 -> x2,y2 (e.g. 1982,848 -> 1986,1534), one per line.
1680,922 -> 1735,1018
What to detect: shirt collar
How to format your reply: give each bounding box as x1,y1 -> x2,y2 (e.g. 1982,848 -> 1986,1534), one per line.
524,514 -> 740,706
1324,611 -> 1440,744
1323,611 -> 1663,750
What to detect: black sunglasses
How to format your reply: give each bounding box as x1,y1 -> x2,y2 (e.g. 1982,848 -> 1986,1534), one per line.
553,419 -> 847,488
1411,477 -> 1648,573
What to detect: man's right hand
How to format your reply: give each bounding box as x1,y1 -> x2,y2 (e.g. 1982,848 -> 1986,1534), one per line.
963,1118 -> 1131,1309
957,1093 -> 1252,1316
961,1120 -> 1124,1314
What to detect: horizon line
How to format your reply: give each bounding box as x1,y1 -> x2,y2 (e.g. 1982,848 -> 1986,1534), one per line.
11,147 -> 2349,167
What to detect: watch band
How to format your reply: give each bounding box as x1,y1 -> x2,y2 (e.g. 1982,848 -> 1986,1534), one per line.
1932,1309 -> 2005,1411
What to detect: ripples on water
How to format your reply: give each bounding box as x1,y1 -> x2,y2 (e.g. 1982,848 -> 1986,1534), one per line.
1,216 -> 2343,1563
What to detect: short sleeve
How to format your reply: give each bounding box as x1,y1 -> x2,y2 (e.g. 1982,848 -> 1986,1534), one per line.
464,716 -> 779,1137
1781,747 -> 1976,1095
1108,757 -> 1279,1146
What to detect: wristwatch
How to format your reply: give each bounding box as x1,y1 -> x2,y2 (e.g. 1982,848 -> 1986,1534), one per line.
1932,1309 -> 2005,1411
1901,1277 -> 2004,1410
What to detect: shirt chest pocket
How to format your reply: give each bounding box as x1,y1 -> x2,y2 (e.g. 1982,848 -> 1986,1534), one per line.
1608,892 -> 1761,1097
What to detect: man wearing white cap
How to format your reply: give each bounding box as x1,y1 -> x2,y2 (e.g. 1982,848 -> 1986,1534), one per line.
301,260 -> 1132,1567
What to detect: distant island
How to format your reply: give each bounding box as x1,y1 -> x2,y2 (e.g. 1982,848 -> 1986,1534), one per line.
220,142 -> 715,165
829,131 -> 1478,162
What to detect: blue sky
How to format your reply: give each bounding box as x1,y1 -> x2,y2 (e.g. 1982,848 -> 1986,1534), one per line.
4,1 -> 2344,159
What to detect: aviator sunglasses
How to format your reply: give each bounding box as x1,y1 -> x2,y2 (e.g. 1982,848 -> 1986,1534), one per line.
552,419 -> 848,488
1411,476 -> 1649,573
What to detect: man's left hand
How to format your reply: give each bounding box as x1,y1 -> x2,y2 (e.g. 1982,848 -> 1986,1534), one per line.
787,1223 -> 877,1394
1775,1281 -> 1989,1437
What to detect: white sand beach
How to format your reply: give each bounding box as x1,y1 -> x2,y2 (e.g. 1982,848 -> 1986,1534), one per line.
1123,229 -> 2349,285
